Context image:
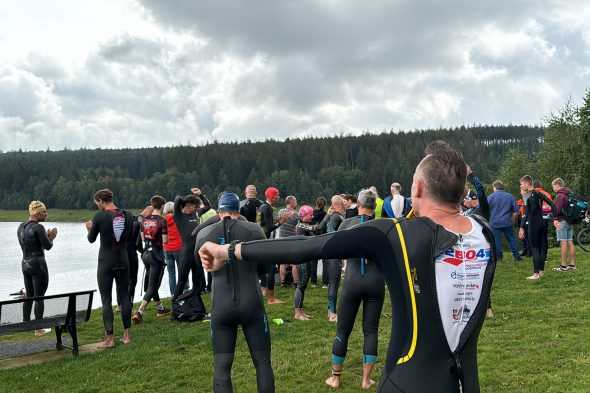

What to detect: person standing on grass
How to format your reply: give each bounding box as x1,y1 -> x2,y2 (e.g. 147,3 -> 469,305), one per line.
551,178 -> 577,272
487,180 -> 521,263
86,189 -> 133,347
519,176 -> 558,280
132,195 -> 171,323
163,201 -> 182,296
199,140 -> 497,393
325,189 -> 385,390
18,200 -> 57,336
195,192 -> 275,393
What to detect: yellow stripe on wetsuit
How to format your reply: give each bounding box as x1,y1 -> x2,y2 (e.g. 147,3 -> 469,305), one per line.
392,218 -> 418,364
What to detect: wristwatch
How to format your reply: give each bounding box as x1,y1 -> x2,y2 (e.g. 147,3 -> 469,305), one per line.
228,240 -> 241,261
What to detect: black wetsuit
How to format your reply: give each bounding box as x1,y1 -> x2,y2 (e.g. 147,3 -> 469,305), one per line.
239,216 -> 496,393
17,220 -> 53,321
292,223 -> 314,310
332,214 -> 385,367
240,198 -> 263,223
141,214 -> 168,303
256,201 -> 280,290
521,190 -> 556,274
126,218 -> 142,304
196,218 -> 274,393
87,209 -> 133,334
311,208 -> 327,285
173,195 -> 211,298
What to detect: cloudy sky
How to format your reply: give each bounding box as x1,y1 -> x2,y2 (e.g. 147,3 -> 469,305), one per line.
0,0 -> 588,151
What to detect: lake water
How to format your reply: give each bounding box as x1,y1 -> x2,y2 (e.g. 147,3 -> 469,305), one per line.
0,221 -> 175,309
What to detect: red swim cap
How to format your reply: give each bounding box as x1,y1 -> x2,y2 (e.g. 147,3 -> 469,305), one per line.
265,187 -> 279,200
298,205 -> 314,218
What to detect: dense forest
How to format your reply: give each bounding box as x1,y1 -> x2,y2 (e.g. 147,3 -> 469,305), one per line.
0,125 -> 544,210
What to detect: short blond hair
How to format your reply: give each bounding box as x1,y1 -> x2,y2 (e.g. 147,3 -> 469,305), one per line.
551,178 -> 564,187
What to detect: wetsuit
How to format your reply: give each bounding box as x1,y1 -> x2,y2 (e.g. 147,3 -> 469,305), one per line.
87,209 -> 133,335
298,212 -> 344,312
17,220 -> 53,321
292,223 -> 314,310
311,208 -> 327,286
256,201 -> 280,291
126,218 -> 142,304
331,214 -> 385,369
141,214 -> 168,303
173,194 -> 211,298
239,215 -> 496,393
196,218 -> 274,393
521,190 -> 556,274
240,198 -> 263,223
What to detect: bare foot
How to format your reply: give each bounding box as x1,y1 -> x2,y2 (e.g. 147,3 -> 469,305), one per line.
362,379 -> 376,390
120,330 -> 132,345
328,312 -> 338,322
302,312 -> 312,318
34,328 -> 51,337
295,313 -> 309,321
267,298 -> 285,304
486,308 -> 495,318
539,271 -> 545,277
115,305 -> 121,312
98,336 -> 116,349
261,287 -> 267,296
325,376 -> 340,389
526,274 -> 540,280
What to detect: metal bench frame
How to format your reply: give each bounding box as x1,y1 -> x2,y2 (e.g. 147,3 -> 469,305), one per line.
0,290 -> 95,356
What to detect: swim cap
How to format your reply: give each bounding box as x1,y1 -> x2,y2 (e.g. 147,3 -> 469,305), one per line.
298,205 -> 314,219
28,201 -> 46,215
218,192 -> 240,212
265,187 -> 279,200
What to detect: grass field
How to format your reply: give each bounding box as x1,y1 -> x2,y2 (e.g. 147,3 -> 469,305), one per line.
0,248 -> 589,392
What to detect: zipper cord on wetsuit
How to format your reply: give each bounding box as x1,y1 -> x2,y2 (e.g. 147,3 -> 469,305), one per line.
453,353 -> 465,393
360,215 -> 366,278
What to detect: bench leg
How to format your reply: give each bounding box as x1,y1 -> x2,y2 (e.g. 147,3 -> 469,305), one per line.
55,325 -> 64,351
68,320 -> 79,356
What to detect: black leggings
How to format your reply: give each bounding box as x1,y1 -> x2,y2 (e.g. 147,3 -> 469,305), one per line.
332,268 -> 385,364
259,268 -> 276,291
98,265 -> 131,334
174,250 -> 205,299
143,263 -> 165,303
529,218 -> 548,274
211,310 -> 274,392
22,257 -> 49,321
325,259 -> 342,313
294,262 -> 311,308
128,252 -> 138,304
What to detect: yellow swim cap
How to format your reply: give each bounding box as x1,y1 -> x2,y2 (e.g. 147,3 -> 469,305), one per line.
28,201 -> 47,215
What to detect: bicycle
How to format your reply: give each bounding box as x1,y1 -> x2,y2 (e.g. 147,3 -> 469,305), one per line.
576,216 -> 590,252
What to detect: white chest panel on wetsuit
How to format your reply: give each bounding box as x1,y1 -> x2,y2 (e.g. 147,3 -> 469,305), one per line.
435,217 -> 490,352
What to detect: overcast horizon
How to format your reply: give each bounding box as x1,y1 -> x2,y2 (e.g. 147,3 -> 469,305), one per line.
0,0 -> 588,151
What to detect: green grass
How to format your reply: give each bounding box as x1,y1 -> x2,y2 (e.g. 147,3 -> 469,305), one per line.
0,209 -> 145,223
1,248 -> 589,392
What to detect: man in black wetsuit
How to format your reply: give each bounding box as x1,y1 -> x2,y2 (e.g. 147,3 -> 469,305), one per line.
518,175 -> 558,280
86,189 -> 133,347
325,189 -> 385,390
311,197 -> 327,287
196,192 -> 275,393
17,200 -> 57,336
239,184 -> 263,223
200,141 -> 497,393
173,187 -> 211,299
256,186 -> 294,304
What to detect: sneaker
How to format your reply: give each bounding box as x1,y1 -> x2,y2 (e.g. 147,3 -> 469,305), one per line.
552,266 -> 568,272
322,285 -> 328,289
156,306 -> 171,317
131,311 -> 143,324
569,265 -> 577,271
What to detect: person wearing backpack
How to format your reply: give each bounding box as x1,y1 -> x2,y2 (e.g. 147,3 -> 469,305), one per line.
551,178 -> 577,272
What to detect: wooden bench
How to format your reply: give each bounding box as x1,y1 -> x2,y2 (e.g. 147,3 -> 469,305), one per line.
0,290 -> 95,356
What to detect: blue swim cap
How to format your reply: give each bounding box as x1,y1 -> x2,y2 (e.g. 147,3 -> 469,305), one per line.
218,192 -> 240,212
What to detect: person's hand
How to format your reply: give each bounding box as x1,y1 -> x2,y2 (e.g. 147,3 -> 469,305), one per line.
519,228 -> 525,240
553,220 -> 561,230
279,210 -> 294,224
199,242 -> 230,271
47,228 -> 58,240
327,207 -> 335,215
191,187 -> 201,196
85,220 -> 93,230
466,164 -> 473,177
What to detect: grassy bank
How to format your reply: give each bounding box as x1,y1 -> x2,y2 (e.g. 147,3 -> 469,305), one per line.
1,248 -> 589,392
0,209 -> 144,223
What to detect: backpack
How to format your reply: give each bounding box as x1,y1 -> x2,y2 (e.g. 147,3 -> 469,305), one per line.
171,289 -> 208,322
563,193 -> 588,225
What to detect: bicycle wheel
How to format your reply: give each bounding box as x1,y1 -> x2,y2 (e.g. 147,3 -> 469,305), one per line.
577,227 -> 590,252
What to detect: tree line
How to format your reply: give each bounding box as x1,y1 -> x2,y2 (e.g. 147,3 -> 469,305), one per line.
0,125 -> 546,210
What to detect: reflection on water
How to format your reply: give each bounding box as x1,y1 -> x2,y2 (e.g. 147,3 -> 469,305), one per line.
0,222 -> 174,308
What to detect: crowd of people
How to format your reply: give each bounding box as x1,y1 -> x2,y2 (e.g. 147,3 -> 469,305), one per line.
15,140 -> 587,392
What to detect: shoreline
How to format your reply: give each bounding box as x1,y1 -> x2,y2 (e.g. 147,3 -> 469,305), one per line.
0,209 -> 143,223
